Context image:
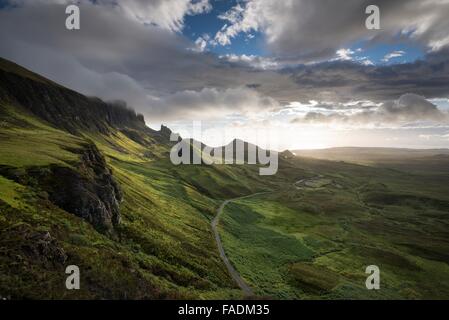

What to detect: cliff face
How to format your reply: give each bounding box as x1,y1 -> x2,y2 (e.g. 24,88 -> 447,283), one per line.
0,58 -> 146,135
0,144 -> 123,234
36,144 -> 123,234
0,58 -> 130,234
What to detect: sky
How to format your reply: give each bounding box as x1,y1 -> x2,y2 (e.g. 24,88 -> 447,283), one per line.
1,0 -> 449,150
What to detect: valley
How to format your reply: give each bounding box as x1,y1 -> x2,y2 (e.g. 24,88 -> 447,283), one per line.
218,158 -> 449,299
1,57 -> 449,300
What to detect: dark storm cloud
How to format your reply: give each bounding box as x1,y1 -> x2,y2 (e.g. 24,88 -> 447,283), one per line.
283,49 -> 449,103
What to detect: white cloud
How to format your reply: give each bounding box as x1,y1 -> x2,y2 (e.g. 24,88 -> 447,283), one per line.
334,49 -> 375,66
360,59 -> 374,66
213,0 -> 449,62
194,34 -> 210,52
382,50 -> 406,62
336,48 -> 355,61
213,2 -> 260,46
219,54 -> 279,70
291,94 -> 449,128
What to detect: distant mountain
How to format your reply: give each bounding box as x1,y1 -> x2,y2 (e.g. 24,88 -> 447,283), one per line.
294,147 -> 449,173
295,147 -> 449,161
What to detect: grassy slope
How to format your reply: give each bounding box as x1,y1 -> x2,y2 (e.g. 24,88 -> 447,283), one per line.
219,156 -> 449,299
0,101 -> 276,299
1,59 -> 449,300
0,57 -> 287,299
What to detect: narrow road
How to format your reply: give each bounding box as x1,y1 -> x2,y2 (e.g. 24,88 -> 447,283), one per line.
212,177 -> 324,296
212,193 -> 267,296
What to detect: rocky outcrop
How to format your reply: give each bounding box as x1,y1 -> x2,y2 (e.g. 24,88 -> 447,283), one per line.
22,231 -> 67,266
151,124 -> 176,144
160,125 -> 172,139
280,150 -> 296,159
36,144 -> 123,234
1,144 -> 123,234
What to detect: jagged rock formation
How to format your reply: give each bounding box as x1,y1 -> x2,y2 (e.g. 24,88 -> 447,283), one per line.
32,144 -> 123,234
159,124 -> 172,139
0,144 -> 123,234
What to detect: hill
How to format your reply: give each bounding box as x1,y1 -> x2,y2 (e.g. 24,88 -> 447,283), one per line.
0,57 -> 277,299
2,57 -> 449,299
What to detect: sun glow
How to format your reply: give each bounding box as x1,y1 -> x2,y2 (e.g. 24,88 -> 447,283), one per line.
167,121 -> 336,151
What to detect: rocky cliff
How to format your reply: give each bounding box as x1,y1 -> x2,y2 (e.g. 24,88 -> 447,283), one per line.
0,143 -> 123,234
0,58 -> 146,135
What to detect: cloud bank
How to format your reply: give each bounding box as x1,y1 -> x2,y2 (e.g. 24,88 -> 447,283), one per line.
0,0 -> 448,127
291,94 -> 449,128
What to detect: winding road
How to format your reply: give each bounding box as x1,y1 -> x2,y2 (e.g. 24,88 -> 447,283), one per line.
211,177 -> 327,296
211,193 -> 267,296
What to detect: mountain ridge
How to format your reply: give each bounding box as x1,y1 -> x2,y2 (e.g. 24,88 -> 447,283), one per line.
0,57 -> 155,136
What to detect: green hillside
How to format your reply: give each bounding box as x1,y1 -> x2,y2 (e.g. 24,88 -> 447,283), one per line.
0,58 -> 272,299
1,57 -> 449,299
